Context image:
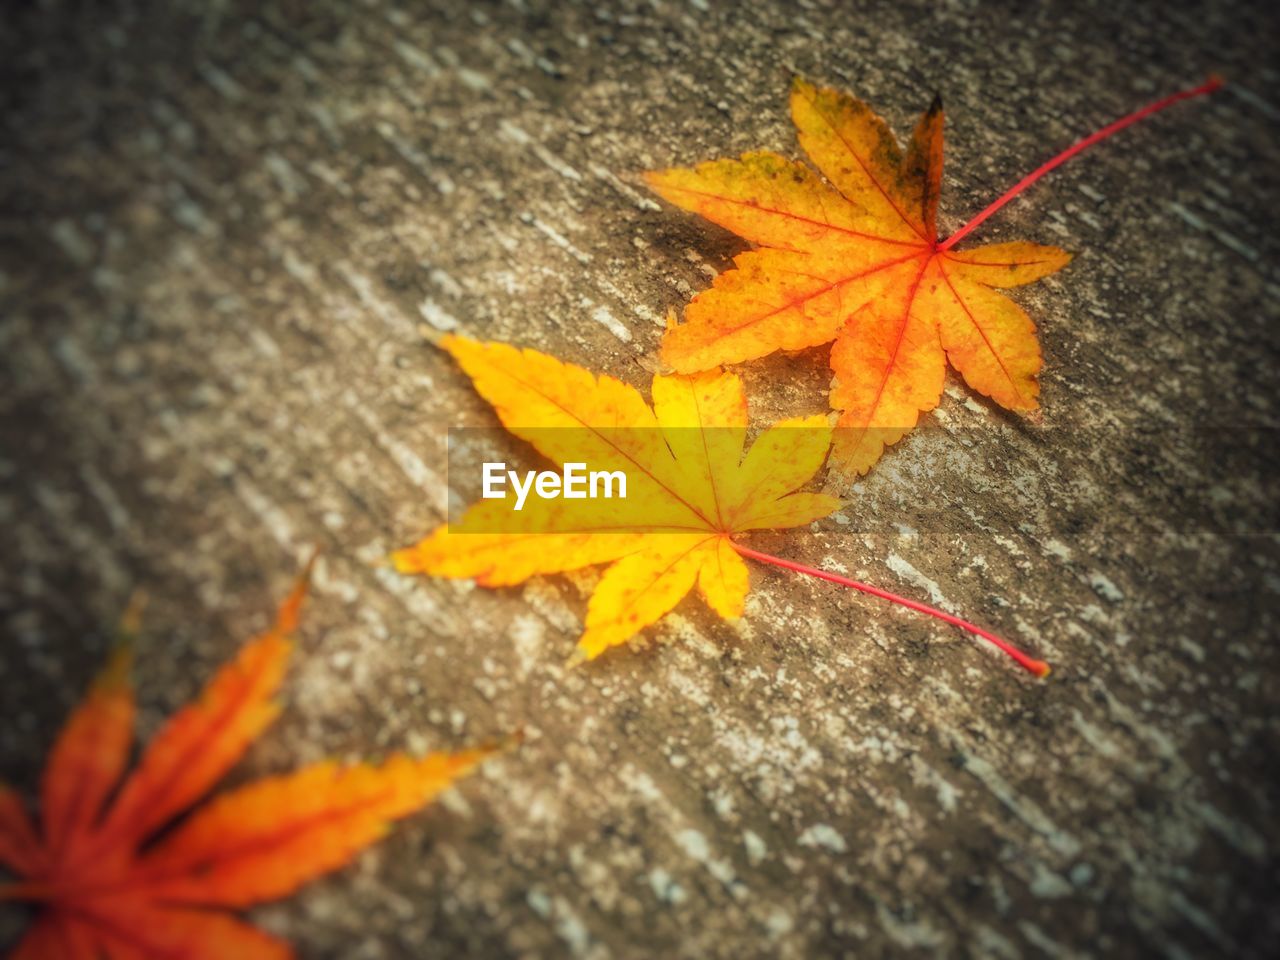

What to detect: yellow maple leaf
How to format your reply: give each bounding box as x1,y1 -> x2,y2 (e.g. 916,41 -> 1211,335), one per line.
646,76 -> 1221,475
393,336 -> 1052,675
393,335 -> 841,660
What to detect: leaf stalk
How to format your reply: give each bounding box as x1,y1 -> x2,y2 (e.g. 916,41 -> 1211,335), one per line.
732,542 -> 1050,677
940,75 -> 1224,251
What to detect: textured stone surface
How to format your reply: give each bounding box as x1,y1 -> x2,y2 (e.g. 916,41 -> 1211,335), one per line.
2,1 -> 1278,957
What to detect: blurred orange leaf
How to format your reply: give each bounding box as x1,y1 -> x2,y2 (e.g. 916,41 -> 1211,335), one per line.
0,566 -> 498,959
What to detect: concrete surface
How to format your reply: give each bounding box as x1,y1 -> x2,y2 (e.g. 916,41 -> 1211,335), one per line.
2,0 -> 1278,957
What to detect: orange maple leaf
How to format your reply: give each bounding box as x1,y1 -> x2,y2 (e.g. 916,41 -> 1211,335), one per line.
646,76 -> 1221,475
0,565 -> 499,959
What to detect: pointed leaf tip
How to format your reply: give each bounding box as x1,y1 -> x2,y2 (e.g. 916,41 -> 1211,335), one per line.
97,642 -> 135,691
117,589 -> 148,639
418,322 -> 446,346
274,552 -> 318,635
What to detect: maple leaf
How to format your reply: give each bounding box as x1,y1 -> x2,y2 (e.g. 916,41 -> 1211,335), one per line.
0,566 -> 499,960
393,335 -> 1049,675
646,76 -> 1222,475
393,334 -> 841,661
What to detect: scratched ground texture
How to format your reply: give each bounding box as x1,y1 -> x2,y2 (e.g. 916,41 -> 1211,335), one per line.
2,0 -> 1279,958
